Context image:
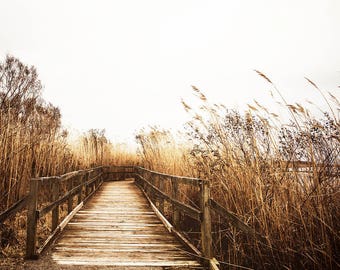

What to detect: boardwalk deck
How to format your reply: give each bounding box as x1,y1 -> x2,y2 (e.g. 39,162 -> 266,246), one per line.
51,180 -> 202,268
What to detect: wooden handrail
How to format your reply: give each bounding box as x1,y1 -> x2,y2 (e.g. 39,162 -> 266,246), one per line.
26,167 -> 105,259
130,165 -> 276,270
0,195 -> 28,223
38,182 -> 84,218
133,166 -> 215,267
2,165 -> 258,270
135,166 -> 207,185
210,199 -> 266,243
135,173 -> 202,221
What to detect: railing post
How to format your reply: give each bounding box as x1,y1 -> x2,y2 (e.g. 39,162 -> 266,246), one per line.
154,174 -> 160,207
106,166 -> 111,181
93,172 -> 96,191
159,175 -> 164,213
142,170 -> 147,190
150,173 -> 155,202
52,179 -> 60,231
145,171 -> 150,196
77,173 -> 83,204
99,167 -> 105,184
93,170 -> 97,190
133,167 -> 138,185
97,169 -> 101,188
84,171 -> 90,198
171,178 -> 180,228
200,180 -> 213,258
67,178 -> 73,213
26,179 -> 39,259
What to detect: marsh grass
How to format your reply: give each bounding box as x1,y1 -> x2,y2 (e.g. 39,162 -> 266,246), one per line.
0,56 -> 137,257
136,78 -> 339,269
1,55 -> 338,269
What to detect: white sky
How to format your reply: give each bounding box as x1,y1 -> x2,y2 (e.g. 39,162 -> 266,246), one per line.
1,0 -> 339,144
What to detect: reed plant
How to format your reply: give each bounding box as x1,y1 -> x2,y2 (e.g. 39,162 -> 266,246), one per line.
136,78 -> 339,269
1,54 -> 338,268
0,55 -> 138,257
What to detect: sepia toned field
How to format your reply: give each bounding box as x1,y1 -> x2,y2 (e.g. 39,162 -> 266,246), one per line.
135,83 -> 339,269
1,55 -> 339,269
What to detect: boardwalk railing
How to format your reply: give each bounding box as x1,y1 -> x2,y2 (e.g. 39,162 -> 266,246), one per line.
131,167 -> 270,269
133,166 -> 218,269
1,165 -> 281,269
26,166 -> 105,258
1,163 -> 339,268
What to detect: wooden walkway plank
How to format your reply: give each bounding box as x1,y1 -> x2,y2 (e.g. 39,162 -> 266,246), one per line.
51,180 -> 202,268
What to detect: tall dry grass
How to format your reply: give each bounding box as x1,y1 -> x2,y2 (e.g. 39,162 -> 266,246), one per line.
136,79 -> 339,269
0,55 -> 68,211
1,54 -> 338,268
0,55 -> 138,257
136,127 -> 192,175
71,129 -> 138,168
0,55 -> 139,211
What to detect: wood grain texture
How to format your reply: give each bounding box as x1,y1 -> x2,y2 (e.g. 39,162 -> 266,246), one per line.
51,180 -> 202,268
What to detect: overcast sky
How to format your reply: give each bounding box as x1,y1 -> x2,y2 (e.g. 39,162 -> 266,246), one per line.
1,0 -> 339,144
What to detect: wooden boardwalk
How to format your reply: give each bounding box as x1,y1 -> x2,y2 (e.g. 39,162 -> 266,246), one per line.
51,180 -> 202,268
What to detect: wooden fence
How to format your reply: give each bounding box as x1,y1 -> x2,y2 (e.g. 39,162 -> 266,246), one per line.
26,166 -> 105,258
134,166 -> 217,269
0,165 -> 274,269
133,166 -> 272,269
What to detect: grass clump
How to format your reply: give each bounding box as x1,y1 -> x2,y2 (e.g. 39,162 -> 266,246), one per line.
0,55 -> 137,258
136,79 -> 339,269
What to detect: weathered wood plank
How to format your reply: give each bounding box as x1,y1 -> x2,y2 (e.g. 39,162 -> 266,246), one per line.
200,181 -> 213,258
53,249 -> 191,256
53,247 -> 192,255
58,238 -> 180,244
51,260 -> 201,267
51,181 -> 59,231
172,177 -> 180,228
26,180 -> 39,259
60,233 -> 178,239
51,180 -> 201,268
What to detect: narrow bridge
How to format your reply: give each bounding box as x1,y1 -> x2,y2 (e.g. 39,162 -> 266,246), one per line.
52,180 -> 201,268
2,166 -> 253,269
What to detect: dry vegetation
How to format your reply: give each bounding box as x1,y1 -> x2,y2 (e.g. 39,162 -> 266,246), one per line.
0,55 -> 137,258
136,82 -> 339,269
1,55 -> 339,269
